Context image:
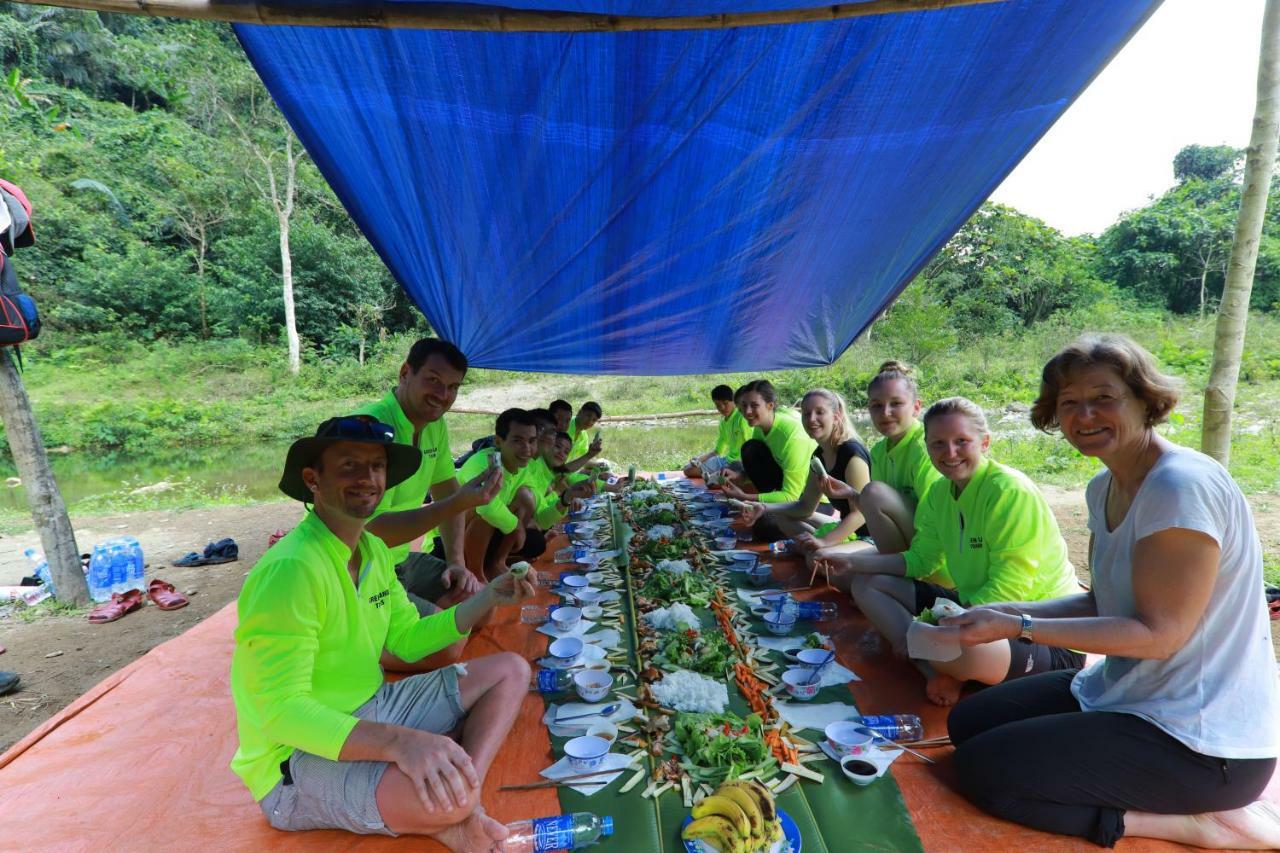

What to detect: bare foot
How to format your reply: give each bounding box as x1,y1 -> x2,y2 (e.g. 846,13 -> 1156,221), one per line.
925,672 -> 964,706
431,808 -> 509,852
1181,801 -> 1280,849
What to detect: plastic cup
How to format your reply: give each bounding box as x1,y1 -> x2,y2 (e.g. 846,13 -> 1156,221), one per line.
520,605 -> 548,625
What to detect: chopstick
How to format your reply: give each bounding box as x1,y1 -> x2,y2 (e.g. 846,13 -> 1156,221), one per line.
498,768 -> 626,791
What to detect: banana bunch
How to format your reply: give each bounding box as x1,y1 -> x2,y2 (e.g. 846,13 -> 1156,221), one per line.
682,778 -> 783,852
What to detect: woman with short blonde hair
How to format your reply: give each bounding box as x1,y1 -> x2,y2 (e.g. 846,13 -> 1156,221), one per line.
944,333 -> 1280,849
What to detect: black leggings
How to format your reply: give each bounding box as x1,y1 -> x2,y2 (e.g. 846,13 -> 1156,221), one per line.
740,439 -> 783,494
948,669 -> 1276,848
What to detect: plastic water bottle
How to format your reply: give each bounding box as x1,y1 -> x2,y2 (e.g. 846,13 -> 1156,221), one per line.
121,536 -> 145,592
87,542 -> 114,602
768,539 -> 793,555
859,714 -> 924,742
529,668 -> 574,694
503,813 -> 614,852
796,601 -> 839,622
23,547 -> 53,595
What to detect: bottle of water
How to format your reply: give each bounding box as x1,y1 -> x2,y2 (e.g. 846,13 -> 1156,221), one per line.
110,541 -> 129,594
503,813 -> 614,852
121,536 -> 145,592
87,542 -> 114,602
859,714 -> 924,742
768,539 -> 793,555
23,547 -> 54,595
529,668 -> 574,694
796,601 -> 839,622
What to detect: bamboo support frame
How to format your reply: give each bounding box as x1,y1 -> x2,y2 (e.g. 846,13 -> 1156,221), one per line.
8,0 -> 1011,31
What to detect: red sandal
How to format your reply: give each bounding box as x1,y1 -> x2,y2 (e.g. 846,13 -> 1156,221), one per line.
87,588 -> 145,624
147,579 -> 189,611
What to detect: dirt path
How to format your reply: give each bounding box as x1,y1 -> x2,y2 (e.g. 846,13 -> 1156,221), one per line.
1,490 -> 1277,754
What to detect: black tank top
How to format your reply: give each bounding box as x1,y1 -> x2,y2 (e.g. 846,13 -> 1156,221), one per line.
816,439 -> 871,535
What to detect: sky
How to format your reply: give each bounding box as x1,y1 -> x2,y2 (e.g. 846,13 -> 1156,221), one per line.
989,0 -> 1266,237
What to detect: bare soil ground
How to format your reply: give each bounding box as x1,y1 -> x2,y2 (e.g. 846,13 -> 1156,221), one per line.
0,489 -> 1277,755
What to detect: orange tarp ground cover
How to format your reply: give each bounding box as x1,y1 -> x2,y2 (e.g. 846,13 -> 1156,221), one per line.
0,526 -> 1273,851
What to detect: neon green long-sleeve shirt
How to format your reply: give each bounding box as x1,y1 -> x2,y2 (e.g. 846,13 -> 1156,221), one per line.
751,409 -> 818,503
715,409 -> 753,462
230,511 -> 467,801
457,447 -> 531,534
524,457 -> 572,530
902,457 -> 1076,606
355,390 -> 456,563
868,420 -> 941,510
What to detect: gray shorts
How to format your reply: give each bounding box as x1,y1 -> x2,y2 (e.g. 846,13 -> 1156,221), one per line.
397,550 -> 449,614
258,666 -> 467,836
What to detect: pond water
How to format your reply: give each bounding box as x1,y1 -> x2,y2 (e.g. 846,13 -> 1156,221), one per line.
0,415 -> 722,514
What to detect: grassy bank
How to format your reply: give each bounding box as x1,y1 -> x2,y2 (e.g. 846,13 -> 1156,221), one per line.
1,306 -> 1278,527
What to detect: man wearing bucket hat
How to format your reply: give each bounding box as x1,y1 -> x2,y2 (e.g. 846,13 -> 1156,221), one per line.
230,416 -> 533,849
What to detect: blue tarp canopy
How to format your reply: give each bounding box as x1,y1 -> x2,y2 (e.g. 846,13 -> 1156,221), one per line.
236,0 -> 1161,374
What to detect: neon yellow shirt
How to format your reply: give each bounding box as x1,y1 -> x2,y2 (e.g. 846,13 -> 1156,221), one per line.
902,457 -> 1076,606
868,420 -> 941,510
715,409 -> 753,462
751,409 -> 818,503
457,447 -> 530,534
524,457 -> 570,530
355,390 -> 456,563
230,511 -> 467,801
568,420 -> 593,460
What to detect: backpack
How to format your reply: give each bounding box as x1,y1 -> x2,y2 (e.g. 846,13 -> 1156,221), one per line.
0,179 -> 39,347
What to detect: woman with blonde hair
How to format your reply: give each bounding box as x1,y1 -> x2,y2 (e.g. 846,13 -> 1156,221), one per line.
942,333 -> 1279,849
817,395 -> 1081,706
738,388 -> 873,552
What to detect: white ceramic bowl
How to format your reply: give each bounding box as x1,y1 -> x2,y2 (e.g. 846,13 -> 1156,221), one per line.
781,667 -> 821,701
747,563 -> 773,587
551,606 -> 583,633
580,604 -> 604,620
825,721 -> 874,758
585,571 -> 605,583
561,574 -> 590,589
714,535 -> 737,550
548,636 -> 583,665
763,610 -> 797,636
573,670 -> 614,703
573,588 -> 603,605
579,644 -> 608,664
564,735 -> 611,772
730,552 -> 758,570
797,648 -> 835,674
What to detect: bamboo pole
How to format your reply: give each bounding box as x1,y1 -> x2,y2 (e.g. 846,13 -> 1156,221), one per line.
7,0 -> 1010,31
450,406 -> 717,421
1202,0 -> 1280,465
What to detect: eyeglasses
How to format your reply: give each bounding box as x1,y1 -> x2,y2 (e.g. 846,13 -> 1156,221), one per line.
321,416 -> 395,443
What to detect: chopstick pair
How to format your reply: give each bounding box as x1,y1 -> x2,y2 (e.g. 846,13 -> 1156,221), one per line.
498,768 -> 624,791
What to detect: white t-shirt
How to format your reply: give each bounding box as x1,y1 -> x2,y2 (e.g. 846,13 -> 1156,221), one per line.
1072,445 -> 1280,759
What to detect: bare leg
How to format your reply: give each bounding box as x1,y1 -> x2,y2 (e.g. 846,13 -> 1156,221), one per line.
375,653 -> 530,845
859,482 -> 915,554
765,511 -> 825,539
779,461 -> 826,520
1125,802 -> 1280,849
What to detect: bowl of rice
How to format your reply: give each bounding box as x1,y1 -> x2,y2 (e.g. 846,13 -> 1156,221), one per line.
763,610 -> 797,636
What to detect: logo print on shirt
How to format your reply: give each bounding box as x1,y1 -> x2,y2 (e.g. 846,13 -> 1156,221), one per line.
968,537 -> 984,550
368,589 -> 390,608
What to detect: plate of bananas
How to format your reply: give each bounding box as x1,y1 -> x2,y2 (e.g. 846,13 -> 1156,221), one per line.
680,778 -> 801,853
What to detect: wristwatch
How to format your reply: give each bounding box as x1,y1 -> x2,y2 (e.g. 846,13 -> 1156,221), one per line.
1018,614 -> 1034,645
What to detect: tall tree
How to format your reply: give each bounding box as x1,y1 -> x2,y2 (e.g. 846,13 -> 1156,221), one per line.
223,92 -> 304,373
0,350 -> 86,604
1203,0 -> 1280,464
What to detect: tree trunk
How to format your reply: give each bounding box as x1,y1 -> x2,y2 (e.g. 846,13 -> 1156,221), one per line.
0,350 -> 87,604
1202,0 -> 1280,465
280,211 -> 300,375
